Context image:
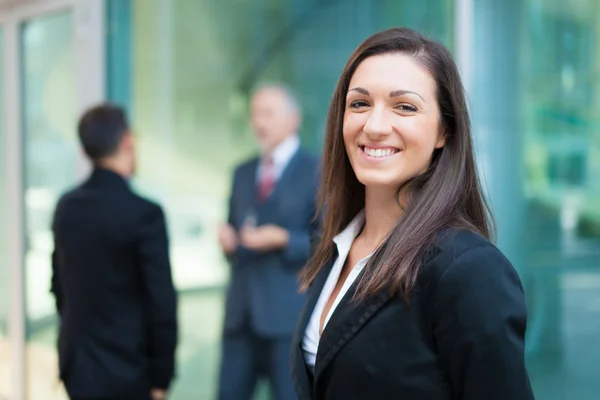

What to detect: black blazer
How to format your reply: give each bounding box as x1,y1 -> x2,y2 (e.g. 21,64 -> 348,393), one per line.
51,168 -> 178,399
291,229 -> 534,400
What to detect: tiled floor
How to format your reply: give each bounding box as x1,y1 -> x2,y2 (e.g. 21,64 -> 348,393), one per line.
0,338 -> 68,400
2,277 -> 600,399
7,290 -> 269,400
0,340 -> 10,400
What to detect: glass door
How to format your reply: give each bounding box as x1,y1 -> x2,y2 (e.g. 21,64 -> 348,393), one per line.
0,0 -> 104,398
21,10 -> 77,399
0,25 -> 9,400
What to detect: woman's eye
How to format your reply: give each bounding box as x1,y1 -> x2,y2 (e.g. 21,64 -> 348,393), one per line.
349,100 -> 369,109
397,104 -> 418,112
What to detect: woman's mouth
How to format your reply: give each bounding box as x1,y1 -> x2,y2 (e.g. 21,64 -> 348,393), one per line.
359,145 -> 401,158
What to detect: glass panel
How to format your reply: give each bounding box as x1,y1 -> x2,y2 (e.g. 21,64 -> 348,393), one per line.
473,0 -> 600,398
21,11 -> 75,400
107,1 -> 454,398
0,26 -> 10,400
522,0 -> 600,398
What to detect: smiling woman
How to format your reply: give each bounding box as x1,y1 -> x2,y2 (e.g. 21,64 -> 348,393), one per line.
292,27 -> 534,400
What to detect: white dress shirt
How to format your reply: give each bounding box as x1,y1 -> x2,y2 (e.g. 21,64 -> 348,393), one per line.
256,134 -> 300,182
302,211 -> 371,373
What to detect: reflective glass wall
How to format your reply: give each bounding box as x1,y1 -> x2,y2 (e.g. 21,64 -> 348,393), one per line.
21,10 -> 76,400
106,0 -> 453,397
521,0 -> 600,398
0,26 -> 9,398
471,0 -> 600,398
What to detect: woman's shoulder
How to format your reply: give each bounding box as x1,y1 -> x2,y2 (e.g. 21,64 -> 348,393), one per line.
435,227 -> 493,253
424,228 -> 520,288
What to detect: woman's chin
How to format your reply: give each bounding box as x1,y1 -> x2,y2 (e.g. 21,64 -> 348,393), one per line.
356,175 -> 402,190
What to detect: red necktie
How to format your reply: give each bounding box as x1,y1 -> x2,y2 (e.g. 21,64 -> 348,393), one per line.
259,155 -> 275,202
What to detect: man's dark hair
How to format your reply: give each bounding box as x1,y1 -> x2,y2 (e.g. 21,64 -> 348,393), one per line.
78,103 -> 129,161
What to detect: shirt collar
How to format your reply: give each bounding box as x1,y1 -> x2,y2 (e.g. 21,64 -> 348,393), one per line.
333,210 -> 365,256
265,134 -> 300,168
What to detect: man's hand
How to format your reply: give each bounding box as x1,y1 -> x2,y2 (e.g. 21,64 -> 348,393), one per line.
150,388 -> 167,400
218,224 -> 238,254
239,224 -> 289,251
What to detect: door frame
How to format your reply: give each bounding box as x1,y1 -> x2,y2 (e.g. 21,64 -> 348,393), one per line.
0,1 -> 104,399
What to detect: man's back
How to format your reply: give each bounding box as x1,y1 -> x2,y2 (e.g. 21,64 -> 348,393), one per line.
52,168 -> 177,399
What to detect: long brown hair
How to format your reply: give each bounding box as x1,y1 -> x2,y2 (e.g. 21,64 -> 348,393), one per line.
300,27 -> 495,300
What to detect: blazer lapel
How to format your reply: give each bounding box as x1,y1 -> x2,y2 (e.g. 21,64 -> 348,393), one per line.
313,244 -> 442,383
314,277 -> 391,382
291,250 -> 337,400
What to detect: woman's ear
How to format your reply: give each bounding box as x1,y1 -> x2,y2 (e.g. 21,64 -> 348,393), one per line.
435,129 -> 446,149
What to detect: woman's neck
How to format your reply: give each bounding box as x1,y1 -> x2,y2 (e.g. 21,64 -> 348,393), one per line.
359,186 -> 404,249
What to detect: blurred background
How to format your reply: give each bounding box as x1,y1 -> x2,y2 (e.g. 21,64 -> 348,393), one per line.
1,0 -> 599,398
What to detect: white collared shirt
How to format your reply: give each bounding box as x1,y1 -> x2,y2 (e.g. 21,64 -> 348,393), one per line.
302,211 -> 372,372
257,134 -> 300,182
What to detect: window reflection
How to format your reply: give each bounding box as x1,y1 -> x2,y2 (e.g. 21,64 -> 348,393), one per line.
21,11 -> 75,400
0,27 -> 11,399
521,1 -> 600,399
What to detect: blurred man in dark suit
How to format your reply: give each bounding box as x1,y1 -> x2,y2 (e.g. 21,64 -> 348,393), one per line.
217,84 -> 320,400
51,104 -> 178,400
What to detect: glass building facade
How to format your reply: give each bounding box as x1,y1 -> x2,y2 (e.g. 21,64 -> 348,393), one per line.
0,0 -> 599,398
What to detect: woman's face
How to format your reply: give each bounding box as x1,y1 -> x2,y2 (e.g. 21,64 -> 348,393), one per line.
343,53 -> 445,191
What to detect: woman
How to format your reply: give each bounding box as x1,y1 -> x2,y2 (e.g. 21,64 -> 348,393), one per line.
290,28 -> 534,399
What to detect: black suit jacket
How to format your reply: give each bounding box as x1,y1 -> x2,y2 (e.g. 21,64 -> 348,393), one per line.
291,229 -> 534,400
51,168 -> 178,399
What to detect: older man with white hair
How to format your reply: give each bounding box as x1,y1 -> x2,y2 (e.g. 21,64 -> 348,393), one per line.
217,83 -> 320,400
